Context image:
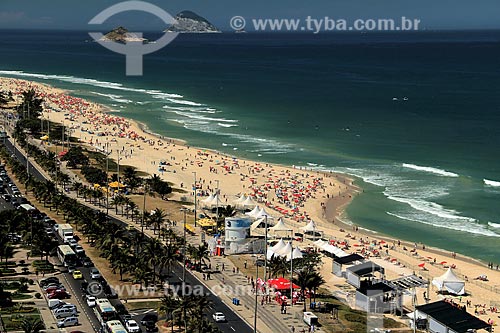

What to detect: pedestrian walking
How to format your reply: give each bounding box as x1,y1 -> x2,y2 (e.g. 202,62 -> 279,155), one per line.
291,325 -> 295,333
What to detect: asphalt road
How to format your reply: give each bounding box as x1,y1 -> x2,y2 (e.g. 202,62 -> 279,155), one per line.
2,138 -> 254,333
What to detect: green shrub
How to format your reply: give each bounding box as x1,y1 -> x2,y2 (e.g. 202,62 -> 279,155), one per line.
28,279 -> 34,285
35,292 -> 41,299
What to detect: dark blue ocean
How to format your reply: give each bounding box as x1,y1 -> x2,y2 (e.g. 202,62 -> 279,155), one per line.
1,30 -> 500,262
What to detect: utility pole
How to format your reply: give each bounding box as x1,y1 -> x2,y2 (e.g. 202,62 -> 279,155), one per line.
105,142 -> 110,217
254,259 -> 264,333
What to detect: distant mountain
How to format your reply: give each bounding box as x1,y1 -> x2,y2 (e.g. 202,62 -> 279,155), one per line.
100,27 -> 147,43
165,10 -> 221,33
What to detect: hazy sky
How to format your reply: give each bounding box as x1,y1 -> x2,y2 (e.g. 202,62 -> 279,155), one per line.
1,0 -> 500,31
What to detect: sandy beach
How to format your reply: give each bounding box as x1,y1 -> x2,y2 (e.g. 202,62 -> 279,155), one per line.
1,76 -> 499,326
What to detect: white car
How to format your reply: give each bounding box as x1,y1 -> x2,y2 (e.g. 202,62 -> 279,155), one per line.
90,268 -> 101,280
86,295 -> 96,307
57,316 -> 79,328
74,245 -> 85,254
212,312 -> 226,323
126,319 -> 141,333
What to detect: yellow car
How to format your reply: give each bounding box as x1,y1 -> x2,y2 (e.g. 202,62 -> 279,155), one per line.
127,225 -> 136,231
72,270 -> 83,280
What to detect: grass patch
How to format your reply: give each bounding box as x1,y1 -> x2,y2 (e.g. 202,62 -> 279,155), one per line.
0,306 -> 38,315
0,261 -> 17,268
10,292 -> 33,300
124,301 -> 160,311
2,314 -> 43,331
32,260 -> 55,273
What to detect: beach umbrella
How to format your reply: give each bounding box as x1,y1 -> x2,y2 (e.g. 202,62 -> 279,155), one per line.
418,263 -> 426,268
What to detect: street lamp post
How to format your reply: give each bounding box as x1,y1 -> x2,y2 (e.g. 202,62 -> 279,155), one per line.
290,230 -> 294,307
193,172 -> 197,228
181,208 -> 188,282
215,180 -> 219,233
105,142 -> 110,216
254,259 -> 264,333
264,215 -> 269,281
141,183 -> 147,237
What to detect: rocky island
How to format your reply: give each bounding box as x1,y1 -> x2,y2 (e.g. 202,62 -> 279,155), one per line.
99,27 -> 147,43
165,10 -> 220,33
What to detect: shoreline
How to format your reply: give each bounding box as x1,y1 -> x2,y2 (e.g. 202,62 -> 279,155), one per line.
1,76 -> 498,272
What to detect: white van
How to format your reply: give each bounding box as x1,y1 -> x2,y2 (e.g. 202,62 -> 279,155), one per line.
57,316 -> 79,328
303,312 -> 319,326
53,307 -> 77,318
48,299 -> 64,309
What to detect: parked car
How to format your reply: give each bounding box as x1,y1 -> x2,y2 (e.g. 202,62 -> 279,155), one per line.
48,299 -> 65,309
40,277 -> 60,287
45,286 -> 66,294
90,268 -> 101,280
212,312 -> 226,323
53,307 -> 77,319
125,319 -> 141,333
57,316 -> 79,328
48,290 -> 70,299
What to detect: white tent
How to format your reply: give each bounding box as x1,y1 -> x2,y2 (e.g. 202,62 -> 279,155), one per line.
241,196 -> 256,208
432,268 -> 465,295
313,239 -> 347,257
286,247 -> 304,261
271,239 -> 286,252
275,242 -> 292,256
302,220 -> 317,232
202,194 -> 215,205
234,194 -> 247,204
250,217 -> 266,230
269,218 -> 292,233
245,205 -> 260,217
254,207 -> 270,218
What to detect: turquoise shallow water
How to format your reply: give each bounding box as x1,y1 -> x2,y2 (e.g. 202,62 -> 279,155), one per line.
1,30 -> 500,262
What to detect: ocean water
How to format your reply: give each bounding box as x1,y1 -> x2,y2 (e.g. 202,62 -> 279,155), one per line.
1,30 -> 500,262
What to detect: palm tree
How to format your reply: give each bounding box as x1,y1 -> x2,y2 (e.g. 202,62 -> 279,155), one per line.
20,317 -> 44,333
293,269 -> 314,312
306,271 -> 326,304
148,208 -> 168,234
158,293 -> 181,325
141,238 -> 165,285
188,244 -> 210,271
268,255 -> 289,278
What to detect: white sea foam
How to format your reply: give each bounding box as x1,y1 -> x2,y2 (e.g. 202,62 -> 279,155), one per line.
387,196 -> 476,222
91,92 -> 132,104
0,70 -> 185,101
402,163 -> 459,177
170,110 -> 237,123
166,98 -> 203,106
387,212 -> 499,237
217,123 -> 238,128
484,179 -> 500,187
488,222 -> 500,228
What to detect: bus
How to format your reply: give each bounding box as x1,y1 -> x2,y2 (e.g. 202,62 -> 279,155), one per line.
95,298 -> 117,324
56,245 -> 76,267
104,320 -> 127,333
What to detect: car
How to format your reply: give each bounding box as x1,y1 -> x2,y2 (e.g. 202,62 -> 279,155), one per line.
45,286 -> 66,294
144,323 -> 158,333
3,194 -> 11,201
40,277 -> 60,287
57,316 -> 79,328
48,290 -> 70,299
127,225 -> 136,231
72,270 -> 83,280
74,245 -> 85,255
125,319 -> 141,333
53,307 -> 77,318
212,312 -> 226,323
82,257 -> 93,267
90,268 -> 101,280
68,239 -> 78,248
86,295 -> 96,307
140,314 -> 158,326
67,265 -> 77,274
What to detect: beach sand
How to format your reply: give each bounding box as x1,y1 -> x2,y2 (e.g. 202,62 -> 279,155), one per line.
2,76 -> 499,326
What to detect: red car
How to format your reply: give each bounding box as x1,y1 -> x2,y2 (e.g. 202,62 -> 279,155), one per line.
48,290 -> 70,299
45,286 -> 66,294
